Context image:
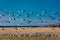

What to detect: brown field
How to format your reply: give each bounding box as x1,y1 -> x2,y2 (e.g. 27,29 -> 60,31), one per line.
0,27 -> 60,40
0,36 -> 60,40
0,27 -> 60,34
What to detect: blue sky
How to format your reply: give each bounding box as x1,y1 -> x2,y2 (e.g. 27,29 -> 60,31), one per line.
0,0 -> 60,11
0,0 -> 60,26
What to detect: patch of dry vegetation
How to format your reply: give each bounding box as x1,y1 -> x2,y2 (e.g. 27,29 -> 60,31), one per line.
0,36 -> 60,40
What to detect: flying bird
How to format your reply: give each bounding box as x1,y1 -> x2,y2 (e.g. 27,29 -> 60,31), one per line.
58,19 -> 60,21
25,13 -> 30,17
37,13 -> 42,17
18,10 -> 25,13
26,20 -> 31,24
29,11 -> 34,14
42,10 -> 47,13
48,15 -> 56,20
0,14 -> 5,18
3,20 -> 11,23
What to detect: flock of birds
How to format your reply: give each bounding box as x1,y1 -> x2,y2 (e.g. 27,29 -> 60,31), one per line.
0,33 -> 60,37
0,9 -> 60,26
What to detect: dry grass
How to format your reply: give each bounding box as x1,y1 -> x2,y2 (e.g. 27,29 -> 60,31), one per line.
0,27 -> 60,34
0,27 -> 60,40
0,36 -> 60,40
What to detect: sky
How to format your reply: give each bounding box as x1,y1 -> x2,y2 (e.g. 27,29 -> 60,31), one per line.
0,0 -> 60,26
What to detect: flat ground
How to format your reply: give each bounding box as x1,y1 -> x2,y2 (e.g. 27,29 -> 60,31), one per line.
0,27 -> 60,34
0,27 -> 60,40
0,36 -> 60,40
